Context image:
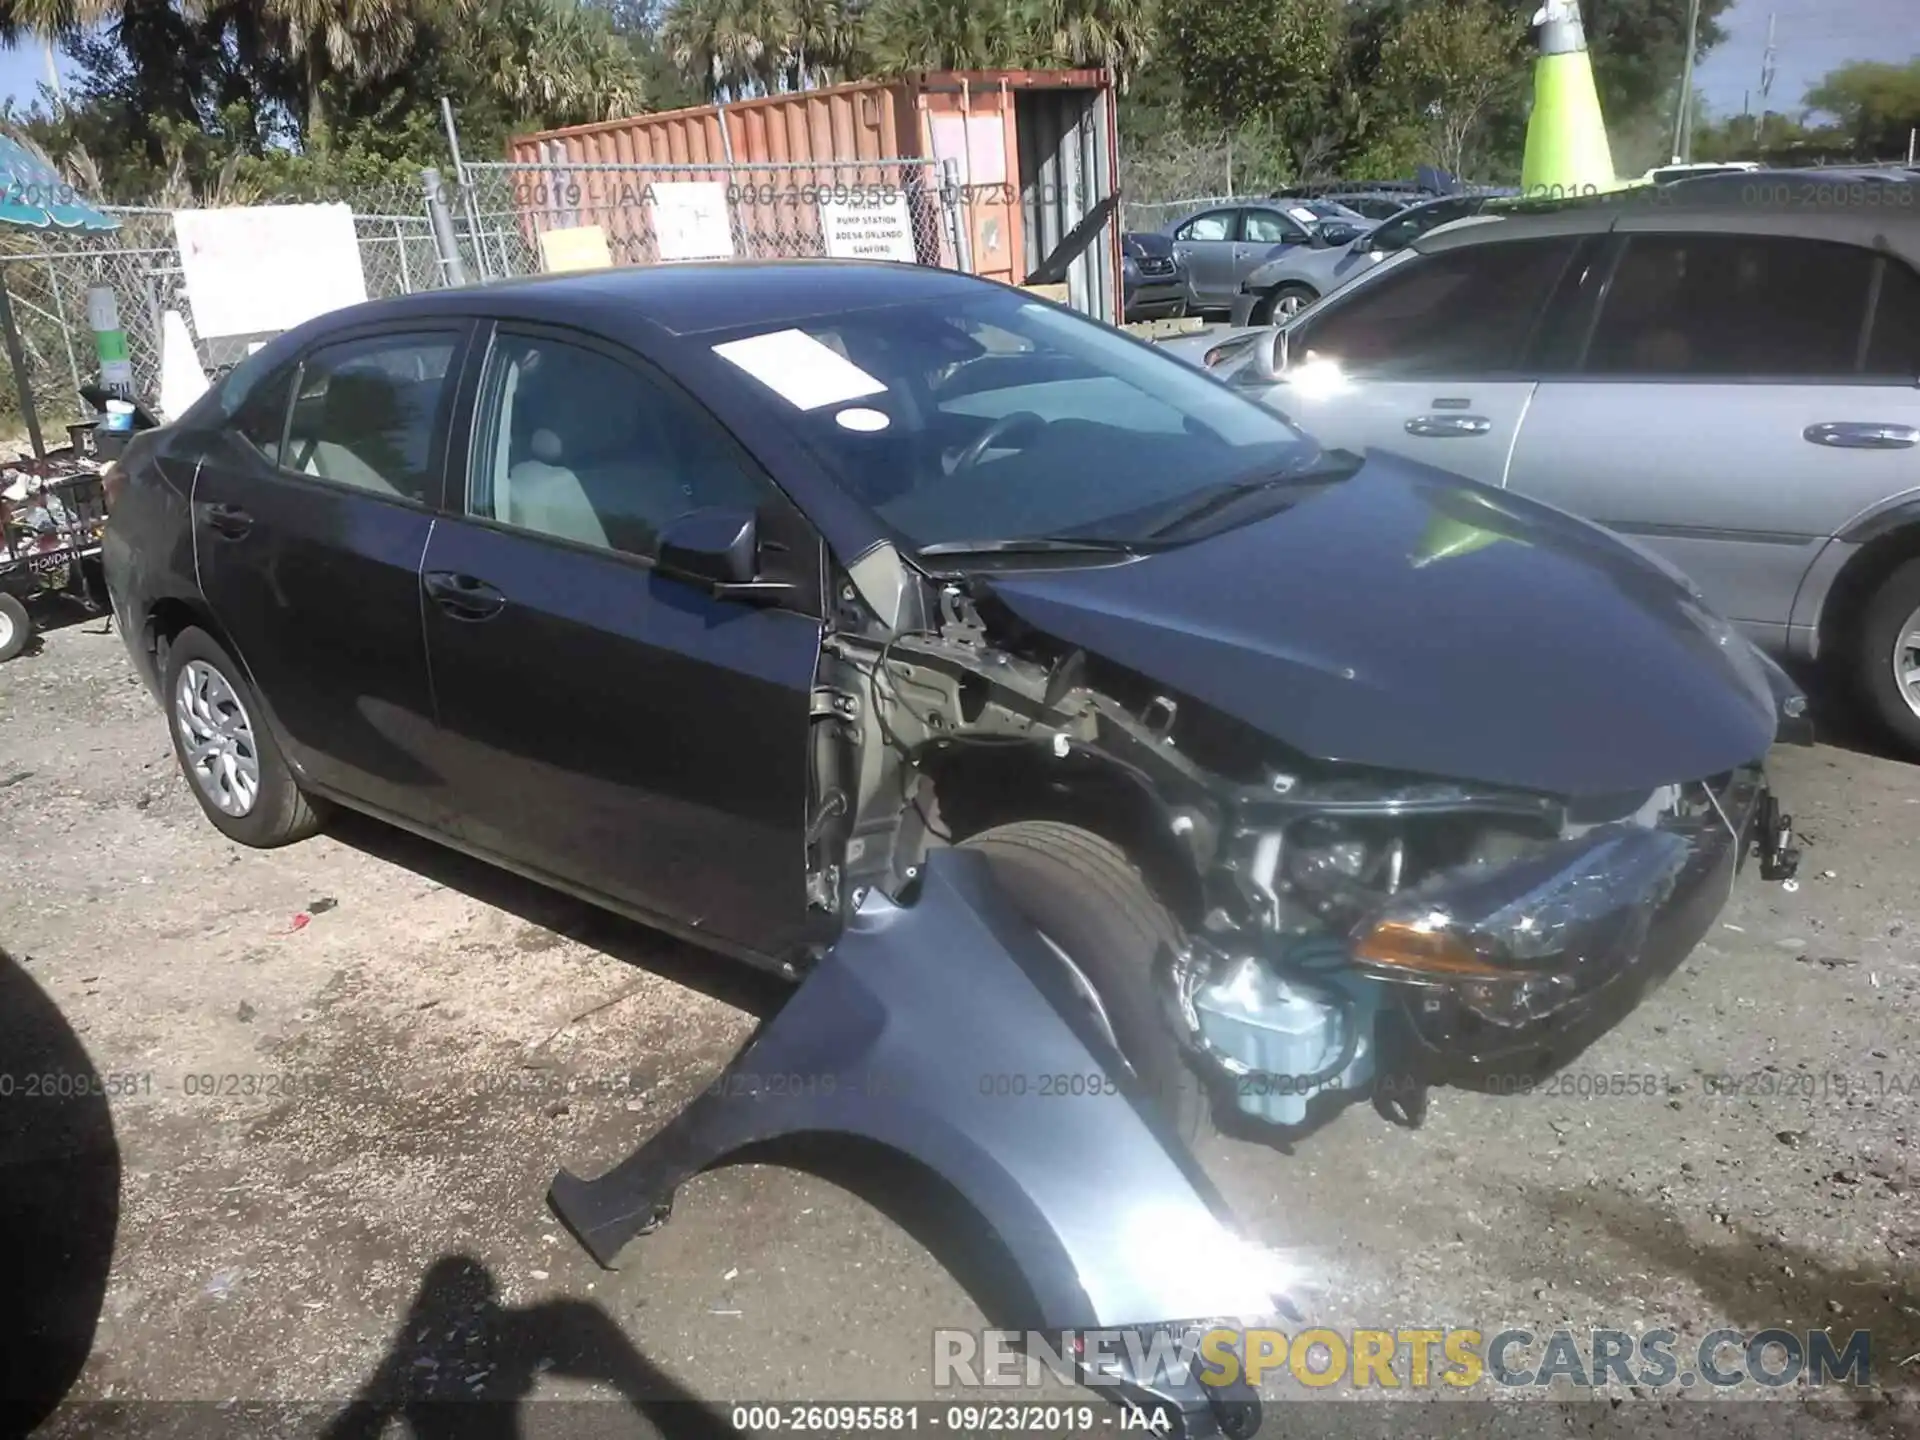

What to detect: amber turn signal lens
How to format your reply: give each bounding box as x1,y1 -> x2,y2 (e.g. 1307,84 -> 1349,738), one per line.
1352,920 -> 1510,978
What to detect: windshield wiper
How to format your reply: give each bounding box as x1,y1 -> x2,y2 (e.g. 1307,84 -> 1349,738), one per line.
915,536 -> 1147,558
1141,450 -> 1364,541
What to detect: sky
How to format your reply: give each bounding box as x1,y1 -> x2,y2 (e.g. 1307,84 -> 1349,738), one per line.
0,0 -> 1913,124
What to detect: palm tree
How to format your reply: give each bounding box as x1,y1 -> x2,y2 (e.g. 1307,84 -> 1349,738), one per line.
1031,0 -> 1154,88
468,0 -> 645,122
260,0 -> 464,153
859,0 -> 1023,75
662,0 -> 776,100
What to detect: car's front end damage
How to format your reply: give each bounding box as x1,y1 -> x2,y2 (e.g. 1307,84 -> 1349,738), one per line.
548,332 -> 1809,1437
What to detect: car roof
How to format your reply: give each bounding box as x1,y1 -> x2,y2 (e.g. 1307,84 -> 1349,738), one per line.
1413,176 -> 1920,267
295,259 -> 996,341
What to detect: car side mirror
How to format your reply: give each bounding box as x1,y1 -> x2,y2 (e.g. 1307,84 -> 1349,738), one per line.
657,506 -> 794,603
1251,328 -> 1290,382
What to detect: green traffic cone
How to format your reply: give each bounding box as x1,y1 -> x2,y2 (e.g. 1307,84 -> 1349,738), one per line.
1520,0 -> 1618,196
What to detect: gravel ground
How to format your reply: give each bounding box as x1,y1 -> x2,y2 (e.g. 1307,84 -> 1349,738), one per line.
3,614 -> 1918,1437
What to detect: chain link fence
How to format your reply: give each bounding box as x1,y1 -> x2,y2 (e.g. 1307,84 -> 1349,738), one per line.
0,180 -> 447,445
450,157 -> 966,282
0,157 -> 979,447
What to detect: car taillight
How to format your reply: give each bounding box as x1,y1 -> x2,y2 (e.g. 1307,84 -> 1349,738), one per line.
100,460 -> 125,514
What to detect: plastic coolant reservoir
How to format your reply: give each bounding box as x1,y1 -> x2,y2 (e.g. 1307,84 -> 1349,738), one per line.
1193,949 -> 1378,1126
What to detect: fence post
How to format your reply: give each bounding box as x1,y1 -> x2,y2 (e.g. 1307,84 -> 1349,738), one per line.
421,168 -> 469,287
0,265 -> 46,459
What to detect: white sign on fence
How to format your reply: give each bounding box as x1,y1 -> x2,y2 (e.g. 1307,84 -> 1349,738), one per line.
819,194 -> 916,264
172,204 -> 369,339
649,182 -> 734,262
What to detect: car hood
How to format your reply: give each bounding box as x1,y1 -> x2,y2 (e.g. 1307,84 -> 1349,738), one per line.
984,453 -> 1782,798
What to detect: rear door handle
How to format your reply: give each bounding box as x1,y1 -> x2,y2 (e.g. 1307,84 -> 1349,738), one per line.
423,570 -> 506,621
1803,422 -> 1919,450
197,501 -> 253,539
1404,414 -> 1492,437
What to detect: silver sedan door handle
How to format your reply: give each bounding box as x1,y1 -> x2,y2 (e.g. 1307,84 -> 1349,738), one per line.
1803,422 -> 1919,449
1405,414 -> 1493,437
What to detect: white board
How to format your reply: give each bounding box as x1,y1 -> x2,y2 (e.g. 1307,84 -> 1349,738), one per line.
649,182 -> 734,262
172,204 -> 369,339
818,194 -> 917,264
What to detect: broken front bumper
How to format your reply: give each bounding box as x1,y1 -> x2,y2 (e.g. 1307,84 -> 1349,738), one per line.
549,849 -> 1280,1438
1366,767 -> 1789,1091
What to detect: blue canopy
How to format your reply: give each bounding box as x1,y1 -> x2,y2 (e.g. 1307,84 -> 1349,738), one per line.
0,134 -> 117,232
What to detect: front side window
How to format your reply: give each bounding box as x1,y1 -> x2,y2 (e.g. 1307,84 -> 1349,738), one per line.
708,289 -> 1314,550
470,331 -> 775,558
1287,236 -> 1578,378
1176,210 -> 1234,242
1584,233 -> 1877,378
226,365 -> 296,463
282,333 -> 457,503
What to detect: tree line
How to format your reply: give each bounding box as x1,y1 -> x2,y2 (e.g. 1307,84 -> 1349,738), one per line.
0,0 -> 1912,206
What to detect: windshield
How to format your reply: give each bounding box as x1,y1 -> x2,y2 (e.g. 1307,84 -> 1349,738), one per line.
708,289 -> 1314,552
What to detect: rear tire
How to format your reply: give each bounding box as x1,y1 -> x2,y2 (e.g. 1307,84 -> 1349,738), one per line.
0,593 -> 30,662
161,626 -> 327,847
1857,558 -> 1920,756
961,821 -> 1208,1144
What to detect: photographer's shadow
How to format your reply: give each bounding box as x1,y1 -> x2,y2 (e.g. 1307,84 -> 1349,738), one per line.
320,1253 -> 734,1440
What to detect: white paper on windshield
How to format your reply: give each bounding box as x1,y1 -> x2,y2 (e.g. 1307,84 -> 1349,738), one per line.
712,329 -> 887,411
1287,206 -> 1317,226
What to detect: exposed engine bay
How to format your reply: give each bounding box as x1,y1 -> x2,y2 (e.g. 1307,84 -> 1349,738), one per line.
805,572 -> 1804,1130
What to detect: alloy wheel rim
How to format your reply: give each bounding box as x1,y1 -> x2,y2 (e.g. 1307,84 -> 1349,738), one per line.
1278,293 -> 1308,316
0,606 -> 13,652
174,659 -> 262,817
1896,606 -> 1920,720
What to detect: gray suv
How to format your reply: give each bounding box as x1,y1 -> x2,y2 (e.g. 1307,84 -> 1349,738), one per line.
1217,183 -> 1920,750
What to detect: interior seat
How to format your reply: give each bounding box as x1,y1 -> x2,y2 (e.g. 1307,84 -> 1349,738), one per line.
507,426 -> 610,549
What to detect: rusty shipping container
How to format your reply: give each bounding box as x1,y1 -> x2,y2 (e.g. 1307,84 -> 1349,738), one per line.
505,70 -> 1121,323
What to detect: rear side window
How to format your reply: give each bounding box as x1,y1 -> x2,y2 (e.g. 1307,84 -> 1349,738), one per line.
1584,233 -> 1876,378
1289,236 -> 1578,377
282,333 -> 458,504
1175,211 -> 1233,242
1865,259 -> 1920,378
1243,209 -> 1307,245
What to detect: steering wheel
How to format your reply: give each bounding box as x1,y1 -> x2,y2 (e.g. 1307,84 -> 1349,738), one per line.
953,411 -> 1045,474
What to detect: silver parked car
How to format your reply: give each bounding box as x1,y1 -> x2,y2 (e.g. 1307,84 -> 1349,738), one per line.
1230,192 -> 1499,323
1212,181 -> 1920,751
1164,200 -> 1367,312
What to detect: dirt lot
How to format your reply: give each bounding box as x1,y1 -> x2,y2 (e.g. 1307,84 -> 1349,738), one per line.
4,616 -> 1920,1436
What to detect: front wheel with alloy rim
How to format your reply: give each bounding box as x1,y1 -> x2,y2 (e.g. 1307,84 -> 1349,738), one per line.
1254,283 -> 1318,325
960,821 -> 1209,1143
0,592 -> 32,662
162,626 -> 327,846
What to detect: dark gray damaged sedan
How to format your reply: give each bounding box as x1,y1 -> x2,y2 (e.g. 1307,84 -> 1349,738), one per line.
102,260 -> 1809,1436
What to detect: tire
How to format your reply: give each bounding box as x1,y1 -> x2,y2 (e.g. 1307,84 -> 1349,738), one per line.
0,592 -> 31,663
1856,557 -> 1920,755
161,626 -> 326,847
961,821 -> 1208,1143
1253,283 -> 1318,325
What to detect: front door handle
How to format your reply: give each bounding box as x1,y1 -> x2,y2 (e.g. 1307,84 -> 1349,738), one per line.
423,570 -> 506,621
1804,422 -> 1919,450
1404,414 -> 1493,437
197,502 -> 253,539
